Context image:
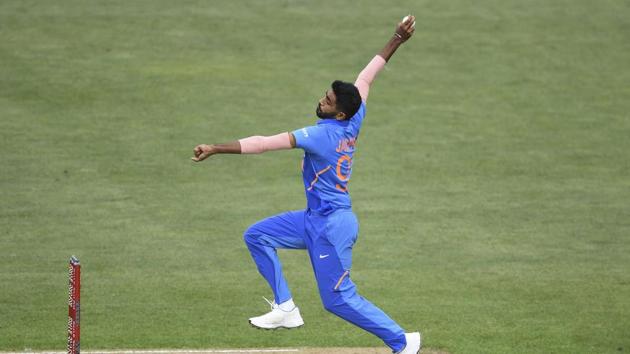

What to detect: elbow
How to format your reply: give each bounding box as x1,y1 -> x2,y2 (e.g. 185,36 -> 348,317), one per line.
355,76 -> 372,87
240,136 -> 266,154
240,133 -> 292,154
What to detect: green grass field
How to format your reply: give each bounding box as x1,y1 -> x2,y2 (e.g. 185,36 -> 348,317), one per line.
1,0 -> 629,353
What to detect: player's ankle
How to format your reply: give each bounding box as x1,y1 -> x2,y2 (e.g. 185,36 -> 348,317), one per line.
278,298 -> 296,311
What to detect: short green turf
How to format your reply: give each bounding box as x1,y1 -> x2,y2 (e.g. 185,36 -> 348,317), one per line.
1,1 -> 629,353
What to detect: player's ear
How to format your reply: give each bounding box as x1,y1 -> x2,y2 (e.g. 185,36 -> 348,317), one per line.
335,111 -> 347,120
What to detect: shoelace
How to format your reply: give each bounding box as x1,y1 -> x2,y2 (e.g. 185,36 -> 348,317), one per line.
262,296 -> 277,310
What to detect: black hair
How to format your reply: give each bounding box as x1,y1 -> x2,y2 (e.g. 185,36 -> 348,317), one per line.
331,80 -> 362,119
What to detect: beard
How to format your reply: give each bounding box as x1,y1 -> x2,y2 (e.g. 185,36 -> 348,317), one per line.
316,104 -> 336,119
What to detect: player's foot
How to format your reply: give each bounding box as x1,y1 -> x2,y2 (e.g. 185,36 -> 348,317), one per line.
397,332 -> 421,354
249,297 -> 304,329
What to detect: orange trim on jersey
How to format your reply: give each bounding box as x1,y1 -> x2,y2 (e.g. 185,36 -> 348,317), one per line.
335,183 -> 348,193
307,165 -> 332,191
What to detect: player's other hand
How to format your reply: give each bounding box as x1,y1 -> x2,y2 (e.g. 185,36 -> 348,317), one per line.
396,15 -> 416,42
191,144 -> 215,162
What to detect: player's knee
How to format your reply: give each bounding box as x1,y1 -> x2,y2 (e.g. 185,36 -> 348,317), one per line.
242,226 -> 260,245
320,291 -> 345,314
319,273 -> 358,313
322,298 -> 337,314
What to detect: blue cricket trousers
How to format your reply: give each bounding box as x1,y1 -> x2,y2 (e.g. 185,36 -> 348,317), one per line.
243,208 -> 406,352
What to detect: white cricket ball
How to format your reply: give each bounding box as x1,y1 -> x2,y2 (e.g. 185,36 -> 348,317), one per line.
402,15 -> 416,28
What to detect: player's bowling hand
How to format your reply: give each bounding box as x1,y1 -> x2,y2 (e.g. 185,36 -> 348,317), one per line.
396,15 -> 416,42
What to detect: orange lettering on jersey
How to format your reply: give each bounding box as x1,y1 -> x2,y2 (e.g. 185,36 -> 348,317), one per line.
335,154 -> 352,193
336,137 -> 357,153
336,155 -> 352,181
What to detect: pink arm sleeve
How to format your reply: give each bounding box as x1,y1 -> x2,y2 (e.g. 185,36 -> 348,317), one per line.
354,55 -> 387,102
238,132 -> 293,154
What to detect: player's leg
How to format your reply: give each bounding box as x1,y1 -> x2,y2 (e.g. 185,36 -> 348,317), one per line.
243,210 -> 307,329
305,211 -> 413,353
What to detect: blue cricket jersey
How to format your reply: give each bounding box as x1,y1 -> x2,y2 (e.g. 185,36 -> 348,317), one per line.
292,102 -> 366,215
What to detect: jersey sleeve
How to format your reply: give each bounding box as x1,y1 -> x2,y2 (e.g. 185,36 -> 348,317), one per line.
348,102 -> 366,136
292,125 -> 328,155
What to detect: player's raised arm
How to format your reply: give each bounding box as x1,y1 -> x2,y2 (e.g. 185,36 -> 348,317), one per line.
191,132 -> 295,162
354,15 -> 416,102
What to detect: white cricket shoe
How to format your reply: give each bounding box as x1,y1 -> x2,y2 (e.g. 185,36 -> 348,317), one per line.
249,297 -> 304,330
397,332 -> 422,354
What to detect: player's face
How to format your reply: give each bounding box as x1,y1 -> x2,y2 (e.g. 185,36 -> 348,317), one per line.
316,90 -> 339,119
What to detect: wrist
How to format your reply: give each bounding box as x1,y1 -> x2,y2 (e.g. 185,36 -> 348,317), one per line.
207,144 -> 218,154
393,33 -> 406,43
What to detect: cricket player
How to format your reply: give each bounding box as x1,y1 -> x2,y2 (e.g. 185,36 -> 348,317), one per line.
192,15 -> 420,354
